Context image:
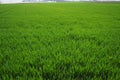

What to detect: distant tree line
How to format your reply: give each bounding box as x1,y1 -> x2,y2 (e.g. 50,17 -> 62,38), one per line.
24,0 -> 120,2
22,0 -> 99,2
23,0 -> 64,2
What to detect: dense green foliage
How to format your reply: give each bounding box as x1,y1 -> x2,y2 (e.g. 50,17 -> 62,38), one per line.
0,2 -> 120,80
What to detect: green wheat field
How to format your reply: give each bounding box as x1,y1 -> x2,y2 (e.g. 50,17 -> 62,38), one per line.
0,2 -> 120,80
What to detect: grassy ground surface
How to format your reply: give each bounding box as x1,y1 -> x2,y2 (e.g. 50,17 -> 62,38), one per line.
0,2 -> 120,80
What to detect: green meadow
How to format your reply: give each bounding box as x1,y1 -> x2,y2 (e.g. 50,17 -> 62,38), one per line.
0,2 -> 120,80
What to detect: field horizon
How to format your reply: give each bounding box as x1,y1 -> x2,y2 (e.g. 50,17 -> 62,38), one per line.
0,2 -> 120,80
1,1 -> 120,4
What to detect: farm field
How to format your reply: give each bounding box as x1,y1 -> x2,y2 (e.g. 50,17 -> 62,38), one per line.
0,2 -> 120,80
